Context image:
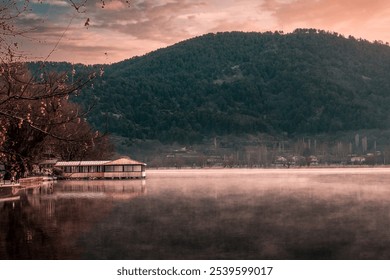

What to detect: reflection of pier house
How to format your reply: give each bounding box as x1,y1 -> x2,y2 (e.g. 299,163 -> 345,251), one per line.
54,158 -> 146,179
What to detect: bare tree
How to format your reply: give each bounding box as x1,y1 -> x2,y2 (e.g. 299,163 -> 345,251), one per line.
0,1 -> 117,177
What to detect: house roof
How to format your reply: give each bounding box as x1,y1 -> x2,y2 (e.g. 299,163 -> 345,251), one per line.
55,160 -> 110,167
39,159 -> 58,165
105,158 -> 146,166
54,157 -> 146,167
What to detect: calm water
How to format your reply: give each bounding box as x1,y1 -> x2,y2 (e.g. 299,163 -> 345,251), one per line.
2,168 -> 390,260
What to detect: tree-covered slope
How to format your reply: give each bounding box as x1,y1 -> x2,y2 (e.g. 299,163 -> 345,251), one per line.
75,30 -> 390,143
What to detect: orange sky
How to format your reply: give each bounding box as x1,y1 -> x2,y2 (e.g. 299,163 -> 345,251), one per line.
15,0 -> 390,64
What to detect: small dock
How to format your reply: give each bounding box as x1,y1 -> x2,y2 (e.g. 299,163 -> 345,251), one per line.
19,177 -> 44,187
0,183 -> 20,203
0,181 -> 21,188
0,176 -> 52,189
0,196 -> 20,202
0,183 -> 20,188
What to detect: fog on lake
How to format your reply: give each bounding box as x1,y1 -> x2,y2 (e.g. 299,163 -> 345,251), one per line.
1,168 -> 390,259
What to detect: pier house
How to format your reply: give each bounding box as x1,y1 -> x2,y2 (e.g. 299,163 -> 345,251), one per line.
54,157 -> 146,179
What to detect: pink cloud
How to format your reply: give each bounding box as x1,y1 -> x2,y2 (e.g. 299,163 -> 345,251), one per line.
96,0 -> 127,10
262,0 -> 390,42
13,0 -> 390,64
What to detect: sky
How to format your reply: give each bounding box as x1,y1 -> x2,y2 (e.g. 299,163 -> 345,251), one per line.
11,0 -> 390,64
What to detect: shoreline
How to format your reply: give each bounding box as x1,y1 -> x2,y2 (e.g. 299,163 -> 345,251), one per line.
147,164 -> 390,170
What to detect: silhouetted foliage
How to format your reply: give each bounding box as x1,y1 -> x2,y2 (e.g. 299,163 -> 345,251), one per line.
0,2 -> 114,177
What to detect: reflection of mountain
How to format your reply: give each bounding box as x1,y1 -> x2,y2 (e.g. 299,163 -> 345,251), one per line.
0,180 -> 147,259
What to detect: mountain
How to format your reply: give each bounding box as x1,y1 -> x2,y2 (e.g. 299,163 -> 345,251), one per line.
37,29 -> 390,145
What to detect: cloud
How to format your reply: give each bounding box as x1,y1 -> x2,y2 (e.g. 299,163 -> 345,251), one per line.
29,0 -> 68,6
82,0 -> 275,44
100,1 -> 125,10
84,0 -> 207,42
11,0 -> 390,64
262,0 -> 390,41
15,0 -> 278,63
204,0 -> 276,33
47,0 -> 69,6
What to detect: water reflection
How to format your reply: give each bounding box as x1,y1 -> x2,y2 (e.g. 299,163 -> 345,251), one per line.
2,169 -> 390,259
0,185 -> 20,202
0,180 -> 146,259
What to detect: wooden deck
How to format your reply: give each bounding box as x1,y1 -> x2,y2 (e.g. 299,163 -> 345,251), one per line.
0,196 -> 20,202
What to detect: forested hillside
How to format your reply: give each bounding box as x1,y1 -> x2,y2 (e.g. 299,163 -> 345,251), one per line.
33,29 -> 390,145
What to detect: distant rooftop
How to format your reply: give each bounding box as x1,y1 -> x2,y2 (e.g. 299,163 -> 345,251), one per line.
54,157 -> 146,167
39,159 -> 58,165
107,158 -> 146,166
55,160 -> 110,167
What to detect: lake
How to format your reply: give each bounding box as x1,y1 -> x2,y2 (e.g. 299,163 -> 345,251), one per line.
1,168 -> 390,260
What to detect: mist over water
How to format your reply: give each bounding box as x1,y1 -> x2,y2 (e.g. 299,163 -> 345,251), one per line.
1,168 -> 390,259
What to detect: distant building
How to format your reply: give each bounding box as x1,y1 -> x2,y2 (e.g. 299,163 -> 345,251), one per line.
54,157 -> 146,179
308,155 -> 319,165
350,156 -> 366,164
39,159 -> 58,174
275,156 -> 288,167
